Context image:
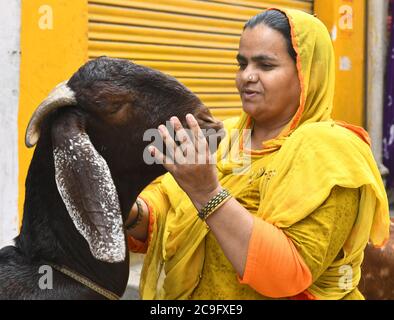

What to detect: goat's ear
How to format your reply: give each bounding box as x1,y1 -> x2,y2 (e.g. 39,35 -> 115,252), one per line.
51,110 -> 126,263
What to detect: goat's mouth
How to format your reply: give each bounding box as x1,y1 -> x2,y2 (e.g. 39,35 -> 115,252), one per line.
201,120 -> 224,140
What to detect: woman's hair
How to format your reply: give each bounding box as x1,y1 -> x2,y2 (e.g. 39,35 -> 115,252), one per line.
244,10 -> 297,62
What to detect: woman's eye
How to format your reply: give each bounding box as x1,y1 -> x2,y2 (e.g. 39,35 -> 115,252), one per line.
259,64 -> 274,70
237,63 -> 247,70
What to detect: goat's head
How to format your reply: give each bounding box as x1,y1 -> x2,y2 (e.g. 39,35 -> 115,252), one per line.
24,56 -> 224,263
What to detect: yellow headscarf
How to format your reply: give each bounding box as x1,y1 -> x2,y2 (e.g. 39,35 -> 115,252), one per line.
139,8 -> 390,300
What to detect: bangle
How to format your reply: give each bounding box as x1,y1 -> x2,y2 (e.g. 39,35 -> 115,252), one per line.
197,188 -> 231,221
126,198 -> 143,230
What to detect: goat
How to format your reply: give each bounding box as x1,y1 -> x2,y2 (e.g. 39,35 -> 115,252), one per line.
0,56 -> 223,299
359,218 -> 394,300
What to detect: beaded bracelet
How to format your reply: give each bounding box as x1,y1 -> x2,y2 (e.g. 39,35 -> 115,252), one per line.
198,188 -> 232,221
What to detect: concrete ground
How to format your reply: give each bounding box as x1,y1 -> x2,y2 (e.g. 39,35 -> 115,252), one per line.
121,253 -> 144,300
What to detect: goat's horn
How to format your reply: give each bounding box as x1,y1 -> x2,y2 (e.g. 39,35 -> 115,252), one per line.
25,80 -> 77,148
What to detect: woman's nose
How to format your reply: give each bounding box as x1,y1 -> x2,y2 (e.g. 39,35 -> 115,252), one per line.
241,67 -> 258,83
242,72 -> 258,83
246,73 -> 258,82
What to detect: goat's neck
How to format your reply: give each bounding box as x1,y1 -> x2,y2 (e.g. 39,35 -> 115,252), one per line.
111,162 -> 165,221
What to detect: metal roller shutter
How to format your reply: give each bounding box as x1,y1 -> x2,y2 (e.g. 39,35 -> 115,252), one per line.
88,0 -> 313,120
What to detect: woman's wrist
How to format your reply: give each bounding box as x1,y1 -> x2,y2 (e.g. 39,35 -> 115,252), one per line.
126,199 -> 143,230
189,185 -> 223,212
125,197 -> 150,242
125,198 -> 143,229
197,188 -> 232,221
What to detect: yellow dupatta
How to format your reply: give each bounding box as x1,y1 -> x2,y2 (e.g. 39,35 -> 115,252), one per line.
139,9 -> 390,300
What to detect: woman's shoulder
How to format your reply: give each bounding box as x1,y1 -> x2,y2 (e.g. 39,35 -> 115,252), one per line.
291,121 -> 369,147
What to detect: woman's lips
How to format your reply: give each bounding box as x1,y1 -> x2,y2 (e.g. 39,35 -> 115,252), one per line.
242,89 -> 261,100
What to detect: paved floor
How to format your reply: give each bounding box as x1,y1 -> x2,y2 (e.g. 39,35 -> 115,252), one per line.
121,253 -> 144,300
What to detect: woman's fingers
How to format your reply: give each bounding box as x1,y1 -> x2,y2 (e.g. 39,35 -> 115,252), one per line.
158,123 -> 185,165
154,115 -> 211,167
186,114 -> 211,163
170,117 -> 194,160
148,145 -> 176,172
186,114 -> 205,144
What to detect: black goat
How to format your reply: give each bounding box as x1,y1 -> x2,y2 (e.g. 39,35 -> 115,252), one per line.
0,56 -> 223,299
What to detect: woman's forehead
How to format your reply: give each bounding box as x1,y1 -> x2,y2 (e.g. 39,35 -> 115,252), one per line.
238,25 -> 289,59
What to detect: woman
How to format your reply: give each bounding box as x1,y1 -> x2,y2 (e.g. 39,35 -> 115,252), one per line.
126,8 -> 390,300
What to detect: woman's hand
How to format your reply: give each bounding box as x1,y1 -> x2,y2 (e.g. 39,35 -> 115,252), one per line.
150,114 -> 254,277
149,114 -> 221,210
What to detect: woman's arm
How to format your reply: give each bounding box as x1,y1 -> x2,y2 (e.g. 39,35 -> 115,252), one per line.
191,187 -> 254,276
125,176 -> 170,251
125,197 -> 150,242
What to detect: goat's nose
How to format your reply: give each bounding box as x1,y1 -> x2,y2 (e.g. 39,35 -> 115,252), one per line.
201,117 -> 223,130
204,121 -> 225,152
194,107 -> 222,129
196,114 -> 223,134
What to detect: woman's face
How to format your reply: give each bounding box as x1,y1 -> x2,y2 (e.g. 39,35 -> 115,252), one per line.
236,24 -> 301,127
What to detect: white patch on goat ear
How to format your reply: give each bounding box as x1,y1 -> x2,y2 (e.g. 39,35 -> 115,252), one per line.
53,133 -> 126,263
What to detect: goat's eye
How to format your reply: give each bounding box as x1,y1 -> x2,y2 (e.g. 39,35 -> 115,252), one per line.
109,108 -> 119,115
108,103 -> 123,114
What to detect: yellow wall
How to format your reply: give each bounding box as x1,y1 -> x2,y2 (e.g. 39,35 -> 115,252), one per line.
18,0 -> 88,224
87,0 -> 312,122
315,0 -> 366,126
